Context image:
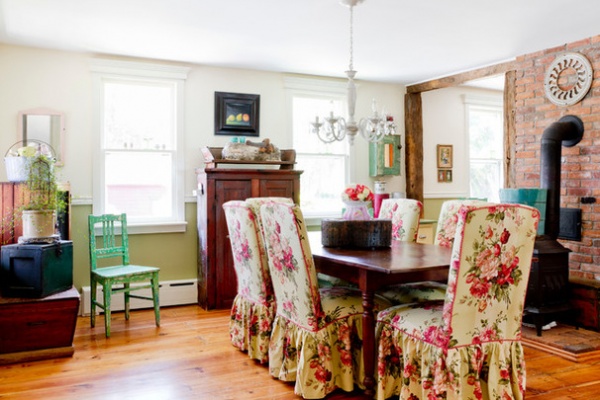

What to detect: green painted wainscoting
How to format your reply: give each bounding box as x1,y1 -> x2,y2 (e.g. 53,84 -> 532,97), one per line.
70,203 -> 199,291
422,198 -> 447,221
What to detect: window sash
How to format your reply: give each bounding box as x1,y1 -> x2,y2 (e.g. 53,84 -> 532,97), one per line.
92,60 -> 188,233
286,77 -> 351,219
465,95 -> 504,202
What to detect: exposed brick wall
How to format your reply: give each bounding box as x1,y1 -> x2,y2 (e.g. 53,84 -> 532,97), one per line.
514,35 -> 600,281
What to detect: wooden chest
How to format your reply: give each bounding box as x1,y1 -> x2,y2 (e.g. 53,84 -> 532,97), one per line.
1,240 -> 73,298
569,278 -> 600,332
417,219 -> 436,244
0,287 -> 79,364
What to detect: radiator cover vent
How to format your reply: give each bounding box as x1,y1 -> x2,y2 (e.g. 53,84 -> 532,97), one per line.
80,279 -> 197,316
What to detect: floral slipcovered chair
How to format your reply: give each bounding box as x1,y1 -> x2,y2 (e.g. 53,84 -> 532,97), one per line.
379,199 -> 491,305
245,196 -> 294,237
260,202 -> 392,399
377,198 -> 422,242
222,200 -> 275,364
375,204 -> 540,400
376,198 -> 445,304
434,199 -> 489,247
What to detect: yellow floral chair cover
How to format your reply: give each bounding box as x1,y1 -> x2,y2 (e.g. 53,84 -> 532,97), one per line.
377,280 -> 449,305
375,204 -> 540,400
245,196 -> 294,236
260,202 -> 391,399
250,197 -> 351,290
379,199 -> 491,305
223,200 -> 275,364
434,199 -> 489,248
377,198 -> 447,304
378,198 -> 422,241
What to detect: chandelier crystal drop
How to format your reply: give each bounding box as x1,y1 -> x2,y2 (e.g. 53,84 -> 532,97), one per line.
310,0 -> 396,145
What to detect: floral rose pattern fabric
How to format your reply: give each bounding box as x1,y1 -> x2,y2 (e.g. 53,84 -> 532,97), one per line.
223,200 -> 275,364
260,202 -> 391,399
379,200 -> 488,305
378,198 -> 422,242
378,281 -> 448,305
434,199 -> 489,248
245,196 -> 294,238
376,204 -> 539,400
376,198 -> 446,305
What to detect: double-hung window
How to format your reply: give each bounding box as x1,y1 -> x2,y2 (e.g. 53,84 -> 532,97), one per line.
464,94 -> 504,202
92,60 -> 189,233
285,77 -> 350,219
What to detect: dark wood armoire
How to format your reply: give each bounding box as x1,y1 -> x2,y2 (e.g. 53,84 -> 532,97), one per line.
195,148 -> 301,310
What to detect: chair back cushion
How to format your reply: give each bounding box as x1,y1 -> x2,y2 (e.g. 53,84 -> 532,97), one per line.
260,202 -> 323,330
434,199 -> 489,247
378,198 -> 422,242
245,197 -> 294,237
88,213 -> 129,269
223,200 -> 273,306
443,204 -> 539,346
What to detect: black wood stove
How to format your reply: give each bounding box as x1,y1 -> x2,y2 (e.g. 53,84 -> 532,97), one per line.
525,115 -> 584,336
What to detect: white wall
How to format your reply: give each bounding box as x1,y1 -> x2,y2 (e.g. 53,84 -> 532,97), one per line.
422,85 -> 502,199
0,45 -> 92,195
0,44 -> 406,201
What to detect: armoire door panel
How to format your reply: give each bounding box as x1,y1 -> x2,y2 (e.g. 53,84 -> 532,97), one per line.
214,180 -> 252,309
196,168 -> 302,310
259,179 -> 294,199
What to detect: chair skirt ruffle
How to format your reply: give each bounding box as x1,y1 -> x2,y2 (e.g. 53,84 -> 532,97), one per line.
376,322 -> 526,400
268,314 -> 364,399
268,287 -> 392,399
229,294 -> 275,364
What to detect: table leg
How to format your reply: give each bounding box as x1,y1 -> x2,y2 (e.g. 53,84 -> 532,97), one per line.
362,289 -> 376,397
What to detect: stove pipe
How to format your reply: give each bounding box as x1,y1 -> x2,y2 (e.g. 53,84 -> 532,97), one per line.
540,115 -> 584,239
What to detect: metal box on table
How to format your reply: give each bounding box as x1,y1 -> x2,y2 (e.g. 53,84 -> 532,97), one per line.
0,241 -> 73,298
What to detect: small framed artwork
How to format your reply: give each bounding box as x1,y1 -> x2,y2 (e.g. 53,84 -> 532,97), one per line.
438,170 -> 445,182
214,92 -> 260,136
437,169 -> 453,183
437,144 -> 453,168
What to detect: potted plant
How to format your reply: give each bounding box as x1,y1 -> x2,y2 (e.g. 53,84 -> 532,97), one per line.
12,143 -> 64,240
20,153 -> 57,239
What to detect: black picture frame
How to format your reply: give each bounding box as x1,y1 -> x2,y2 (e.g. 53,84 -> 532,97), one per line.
214,92 -> 260,136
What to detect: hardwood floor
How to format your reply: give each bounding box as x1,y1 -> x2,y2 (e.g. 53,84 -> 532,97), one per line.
1,305 -> 600,399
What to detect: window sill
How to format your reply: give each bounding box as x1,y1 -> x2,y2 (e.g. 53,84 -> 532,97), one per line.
304,214 -> 342,229
94,221 -> 188,235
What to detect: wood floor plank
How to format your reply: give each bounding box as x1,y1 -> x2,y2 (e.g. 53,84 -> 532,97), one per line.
1,305 -> 600,399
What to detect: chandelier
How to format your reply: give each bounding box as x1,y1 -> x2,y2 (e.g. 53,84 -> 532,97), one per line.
310,0 -> 396,145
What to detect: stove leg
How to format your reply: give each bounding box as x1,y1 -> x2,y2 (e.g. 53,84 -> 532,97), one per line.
533,314 -> 544,336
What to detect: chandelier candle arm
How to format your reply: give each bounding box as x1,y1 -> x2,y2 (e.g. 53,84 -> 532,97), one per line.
311,0 -> 396,145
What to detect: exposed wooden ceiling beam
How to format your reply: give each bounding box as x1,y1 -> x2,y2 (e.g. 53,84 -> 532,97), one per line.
406,61 -> 517,94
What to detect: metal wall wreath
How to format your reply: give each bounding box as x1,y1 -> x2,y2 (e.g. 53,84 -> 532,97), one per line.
544,52 -> 593,106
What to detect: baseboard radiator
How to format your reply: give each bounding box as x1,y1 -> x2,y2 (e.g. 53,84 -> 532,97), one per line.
80,279 -> 198,316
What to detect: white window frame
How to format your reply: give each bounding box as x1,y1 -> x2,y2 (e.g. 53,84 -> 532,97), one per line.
284,76 -> 353,220
463,94 -> 504,202
91,59 -> 190,234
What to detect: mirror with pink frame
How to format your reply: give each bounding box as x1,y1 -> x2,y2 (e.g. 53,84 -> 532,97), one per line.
18,108 -> 65,165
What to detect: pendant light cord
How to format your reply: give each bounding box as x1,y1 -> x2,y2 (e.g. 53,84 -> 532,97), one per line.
348,5 -> 354,71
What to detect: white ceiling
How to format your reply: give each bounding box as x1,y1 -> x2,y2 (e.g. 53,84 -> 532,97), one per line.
1,0 -> 599,87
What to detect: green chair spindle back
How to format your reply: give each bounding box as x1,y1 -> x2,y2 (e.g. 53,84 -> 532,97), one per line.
89,214 -> 131,269
88,213 -> 160,338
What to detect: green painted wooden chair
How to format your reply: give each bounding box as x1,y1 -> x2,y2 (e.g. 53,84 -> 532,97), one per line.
88,213 -> 160,337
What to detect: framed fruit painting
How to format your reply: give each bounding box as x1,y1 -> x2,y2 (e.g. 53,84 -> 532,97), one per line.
214,91 -> 260,136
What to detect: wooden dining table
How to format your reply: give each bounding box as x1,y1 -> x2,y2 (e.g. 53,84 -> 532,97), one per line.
308,231 -> 452,397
